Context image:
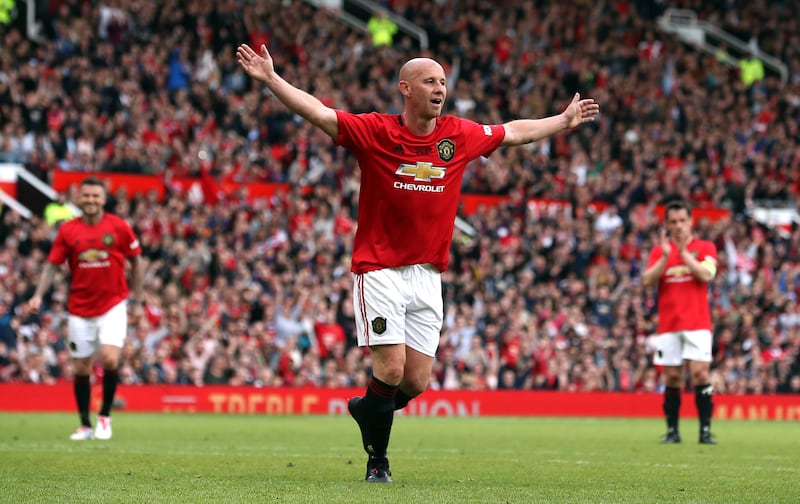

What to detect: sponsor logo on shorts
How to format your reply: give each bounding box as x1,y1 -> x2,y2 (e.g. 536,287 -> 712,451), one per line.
371,317 -> 387,335
69,341 -> 77,352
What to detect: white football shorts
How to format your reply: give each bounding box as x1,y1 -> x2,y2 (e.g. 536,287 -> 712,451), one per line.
353,263 -> 443,357
68,299 -> 128,358
653,329 -> 713,366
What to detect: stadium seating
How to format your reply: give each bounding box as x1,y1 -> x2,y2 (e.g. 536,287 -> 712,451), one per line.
0,0 -> 798,394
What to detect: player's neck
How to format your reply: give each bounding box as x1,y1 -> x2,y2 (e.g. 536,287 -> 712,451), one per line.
82,211 -> 104,225
402,112 -> 436,137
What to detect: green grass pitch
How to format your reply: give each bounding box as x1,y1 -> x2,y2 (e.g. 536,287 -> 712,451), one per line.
0,413 -> 798,503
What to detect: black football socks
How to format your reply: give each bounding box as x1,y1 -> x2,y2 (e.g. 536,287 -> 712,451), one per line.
663,386 -> 681,433
394,389 -> 412,411
363,376 -> 398,458
100,368 -> 119,417
74,374 -> 91,427
695,384 -> 713,432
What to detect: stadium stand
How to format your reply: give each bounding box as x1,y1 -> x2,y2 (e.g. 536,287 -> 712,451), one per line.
0,0 -> 798,395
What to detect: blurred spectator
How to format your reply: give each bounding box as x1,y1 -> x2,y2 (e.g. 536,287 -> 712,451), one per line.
43,192 -> 76,227
367,9 -> 398,48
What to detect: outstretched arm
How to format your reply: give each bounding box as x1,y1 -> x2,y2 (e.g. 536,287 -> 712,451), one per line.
237,43 -> 339,140
502,93 -> 599,146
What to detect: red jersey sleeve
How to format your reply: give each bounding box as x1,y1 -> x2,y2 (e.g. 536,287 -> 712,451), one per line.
697,240 -> 717,266
48,229 -> 69,265
646,245 -> 663,269
119,219 -> 142,257
459,120 -> 505,159
334,110 -> 378,151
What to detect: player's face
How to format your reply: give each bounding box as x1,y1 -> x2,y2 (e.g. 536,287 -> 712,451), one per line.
665,208 -> 692,242
403,61 -> 447,119
78,184 -> 106,217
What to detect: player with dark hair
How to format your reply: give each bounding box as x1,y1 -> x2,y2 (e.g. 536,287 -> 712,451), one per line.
643,200 -> 718,444
29,176 -> 143,440
236,43 -> 599,482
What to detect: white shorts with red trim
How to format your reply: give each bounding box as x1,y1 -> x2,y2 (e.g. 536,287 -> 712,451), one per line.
68,299 -> 128,358
653,329 -> 713,366
353,264 -> 443,357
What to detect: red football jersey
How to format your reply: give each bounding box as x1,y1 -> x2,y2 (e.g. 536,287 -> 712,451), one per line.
335,111 -> 505,273
48,213 -> 141,317
647,238 -> 717,333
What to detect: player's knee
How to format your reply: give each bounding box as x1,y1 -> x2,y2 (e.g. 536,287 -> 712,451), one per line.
692,370 -> 710,384
664,373 -> 682,388
370,346 -> 407,385
100,356 -> 119,371
374,366 -> 404,386
72,357 -> 92,375
402,382 -> 425,398
400,375 -> 428,398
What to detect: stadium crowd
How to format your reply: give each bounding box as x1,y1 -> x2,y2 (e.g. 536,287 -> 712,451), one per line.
1,0 -> 800,395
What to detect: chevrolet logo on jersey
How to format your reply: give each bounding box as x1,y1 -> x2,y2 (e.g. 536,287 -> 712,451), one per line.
77,248 -> 111,269
396,163 -> 446,182
78,249 -> 109,261
664,264 -> 692,283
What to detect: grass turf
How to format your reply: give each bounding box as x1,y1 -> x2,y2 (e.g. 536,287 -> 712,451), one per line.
0,413 -> 798,503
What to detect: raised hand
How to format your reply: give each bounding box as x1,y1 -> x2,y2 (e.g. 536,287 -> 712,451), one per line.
27,295 -> 42,314
236,43 -> 275,83
563,93 -> 600,128
659,228 -> 672,256
675,230 -> 691,254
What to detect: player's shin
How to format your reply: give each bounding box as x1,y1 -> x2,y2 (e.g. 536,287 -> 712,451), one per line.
663,386 -> 682,433
695,384 -> 713,432
394,390 -> 413,410
363,377 -> 398,458
74,375 -> 92,427
100,368 -> 119,417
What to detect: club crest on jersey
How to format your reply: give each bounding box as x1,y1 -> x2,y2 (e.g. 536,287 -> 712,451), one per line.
103,233 -> 115,246
437,139 -> 455,162
372,317 -> 387,335
395,162 -> 446,182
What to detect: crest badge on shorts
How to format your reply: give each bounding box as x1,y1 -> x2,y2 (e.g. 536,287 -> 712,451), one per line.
103,233 -> 115,246
371,317 -> 387,335
437,139 -> 455,162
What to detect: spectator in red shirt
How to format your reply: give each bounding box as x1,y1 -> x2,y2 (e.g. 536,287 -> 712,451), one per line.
313,301 -> 346,360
